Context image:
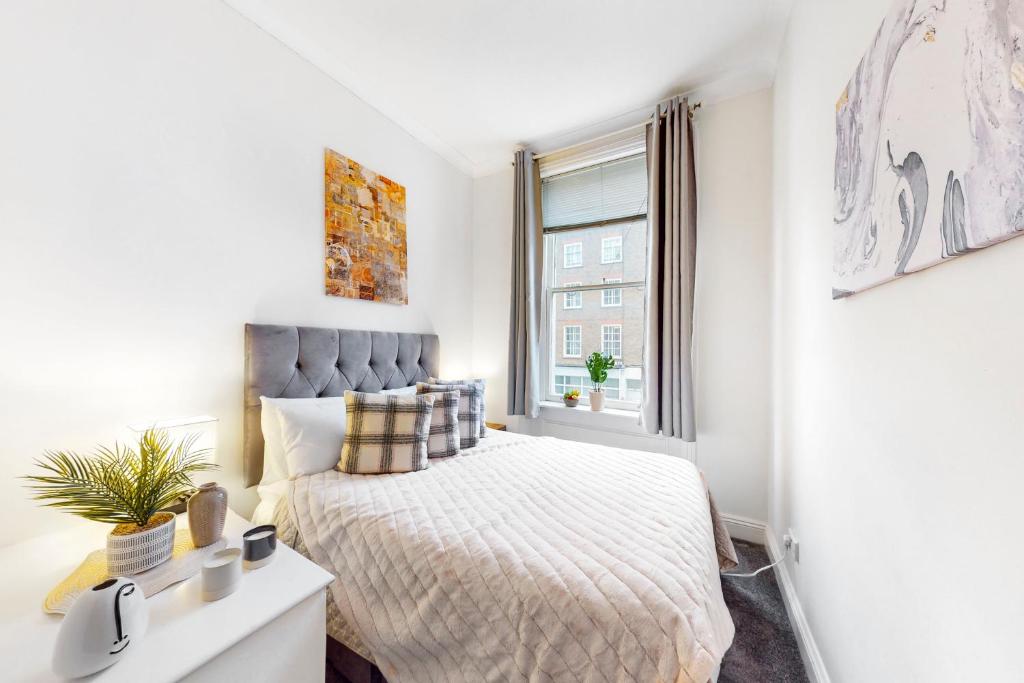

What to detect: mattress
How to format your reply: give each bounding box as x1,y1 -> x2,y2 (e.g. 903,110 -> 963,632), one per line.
275,430 -> 736,682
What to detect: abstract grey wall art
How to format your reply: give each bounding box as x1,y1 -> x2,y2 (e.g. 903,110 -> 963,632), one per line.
834,0 -> 1024,298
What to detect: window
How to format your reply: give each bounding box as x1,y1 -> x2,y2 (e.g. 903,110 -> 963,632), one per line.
563,242 -> 582,268
554,374 -> 622,399
540,133 -> 648,410
602,278 -> 622,307
563,325 -> 581,357
603,377 -> 621,399
554,374 -> 589,395
563,282 -> 582,309
602,324 -> 622,359
601,236 -> 623,264
626,378 -> 642,403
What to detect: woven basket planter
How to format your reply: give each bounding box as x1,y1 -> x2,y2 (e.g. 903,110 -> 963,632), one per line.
106,513 -> 176,576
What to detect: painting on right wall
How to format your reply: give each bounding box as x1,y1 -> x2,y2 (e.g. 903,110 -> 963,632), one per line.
833,0 -> 1024,299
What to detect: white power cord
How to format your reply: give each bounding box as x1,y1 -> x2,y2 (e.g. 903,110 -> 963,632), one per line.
721,536 -> 791,579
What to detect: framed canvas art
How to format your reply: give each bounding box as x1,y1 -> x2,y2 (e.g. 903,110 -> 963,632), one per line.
324,149 -> 408,304
834,0 -> 1024,298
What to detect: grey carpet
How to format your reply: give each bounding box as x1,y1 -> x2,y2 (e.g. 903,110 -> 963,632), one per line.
719,540 -> 809,683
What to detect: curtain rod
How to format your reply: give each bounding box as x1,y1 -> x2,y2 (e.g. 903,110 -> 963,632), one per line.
530,100 -> 702,161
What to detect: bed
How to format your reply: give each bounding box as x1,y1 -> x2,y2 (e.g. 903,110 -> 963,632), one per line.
244,323 -> 736,683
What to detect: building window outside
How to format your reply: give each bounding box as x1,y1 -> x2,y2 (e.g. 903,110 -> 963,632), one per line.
602,324 -> 622,358
601,278 -> 622,307
563,325 -> 582,357
626,378 -> 641,402
563,242 -> 583,268
601,235 -> 623,264
554,374 -> 588,395
554,375 -> 622,399
563,282 -> 582,309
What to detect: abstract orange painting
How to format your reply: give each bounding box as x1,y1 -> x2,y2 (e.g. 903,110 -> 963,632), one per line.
324,149 -> 408,304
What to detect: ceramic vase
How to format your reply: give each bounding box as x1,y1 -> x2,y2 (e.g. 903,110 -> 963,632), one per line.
563,397 -> 579,408
106,512 -> 176,576
589,390 -> 605,411
52,577 -> 149,678
188,482 -> 228,548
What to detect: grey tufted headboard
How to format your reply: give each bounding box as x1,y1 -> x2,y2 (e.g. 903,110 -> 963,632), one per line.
243,324 -> 440,487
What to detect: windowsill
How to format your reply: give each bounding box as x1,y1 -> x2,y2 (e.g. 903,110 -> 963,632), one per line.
538,400 -> 658,438
541,400 -> 638,417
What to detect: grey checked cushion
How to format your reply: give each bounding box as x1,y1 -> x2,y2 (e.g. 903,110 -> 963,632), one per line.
339,391 -> 435,474
417,383 -> 482,449
430,377 -> 487,438
425,390 -> 460,458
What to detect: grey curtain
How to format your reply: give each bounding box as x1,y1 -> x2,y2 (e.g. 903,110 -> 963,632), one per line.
640,97 -> 697,440
507,149 -> 543,418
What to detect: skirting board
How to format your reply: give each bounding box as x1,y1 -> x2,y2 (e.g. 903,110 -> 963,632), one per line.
721,514 -> 831,683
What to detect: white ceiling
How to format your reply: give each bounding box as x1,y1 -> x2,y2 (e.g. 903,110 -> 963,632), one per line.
224,0 -> 794,177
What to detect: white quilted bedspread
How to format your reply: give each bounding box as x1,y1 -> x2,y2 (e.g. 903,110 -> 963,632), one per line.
290,432 -> 735,683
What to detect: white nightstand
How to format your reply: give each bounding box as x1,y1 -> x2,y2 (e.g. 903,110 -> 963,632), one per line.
0,509 -> 333,682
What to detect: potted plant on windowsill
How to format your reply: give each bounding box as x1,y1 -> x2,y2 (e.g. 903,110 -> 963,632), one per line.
562,389 -> 581,408
585,352 -> 616,412
23,429 -> 216,576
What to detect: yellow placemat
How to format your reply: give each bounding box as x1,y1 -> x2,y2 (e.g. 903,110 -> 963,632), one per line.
44,529 -> 227,614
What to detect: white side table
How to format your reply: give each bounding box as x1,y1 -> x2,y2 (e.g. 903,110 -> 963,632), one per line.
0,509 -> 333,682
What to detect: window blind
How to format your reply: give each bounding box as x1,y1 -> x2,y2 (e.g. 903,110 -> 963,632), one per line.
537,126 -> 646,178
540,153 -> 647,230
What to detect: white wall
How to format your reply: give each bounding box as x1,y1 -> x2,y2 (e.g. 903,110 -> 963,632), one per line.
471,89 -> 773,521
773,1 -> 1024,680
0,0 -> 474,545
693,89 -> 773,522
470,167 -> 518,429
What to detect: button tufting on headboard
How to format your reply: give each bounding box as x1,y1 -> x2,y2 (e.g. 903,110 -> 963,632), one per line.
243,324 -> 440,487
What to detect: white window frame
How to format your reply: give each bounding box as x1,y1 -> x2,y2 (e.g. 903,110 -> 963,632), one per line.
563,282 -> 582,309
563,325 -> 582,358
601,278 -> 622,307
601,324 -> 622,359
601,236 -> 623,264
563,242 -> 583,268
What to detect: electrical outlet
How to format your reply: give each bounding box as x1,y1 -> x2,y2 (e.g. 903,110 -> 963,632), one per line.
785,529 -> 800,563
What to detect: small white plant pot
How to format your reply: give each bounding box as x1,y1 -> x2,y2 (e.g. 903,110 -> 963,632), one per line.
106,513 -> 176,576
52,576 -> 149,678
589,390 -> 605,412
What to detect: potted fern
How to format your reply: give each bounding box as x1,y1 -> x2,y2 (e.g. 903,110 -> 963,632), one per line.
24,429 -> 216,575
585,352 -> 616,412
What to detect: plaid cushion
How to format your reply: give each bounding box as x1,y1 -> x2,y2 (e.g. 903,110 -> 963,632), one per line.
430,377 -> 487,438
425,390 -> 460,458
338,391 -> 435,474
417,383 -> 482,449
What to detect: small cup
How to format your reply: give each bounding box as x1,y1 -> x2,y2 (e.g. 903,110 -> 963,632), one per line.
201,548 -> 242,601
242,524 -> 277,570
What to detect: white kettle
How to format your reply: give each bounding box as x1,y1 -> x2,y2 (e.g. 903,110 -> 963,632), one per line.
52,577 -> 149,678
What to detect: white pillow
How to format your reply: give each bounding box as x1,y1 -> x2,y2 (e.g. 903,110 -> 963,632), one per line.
259,397 -> 290,486
381,385 -> 417,396
260,396 -> 347,480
